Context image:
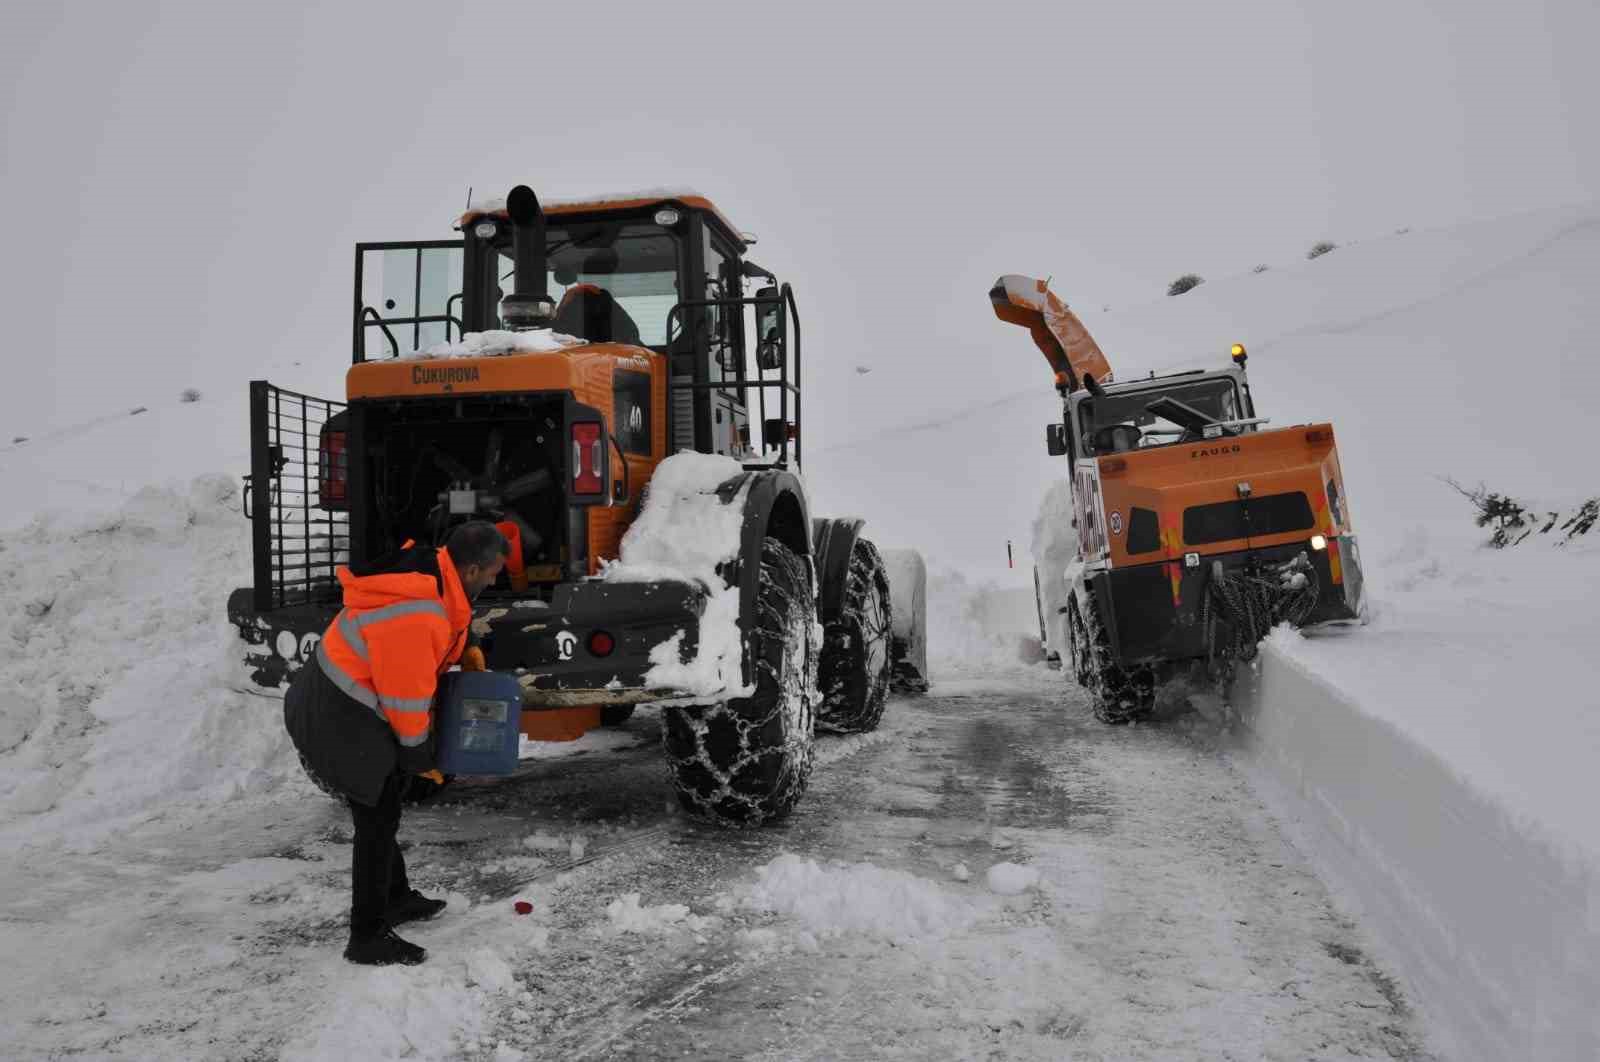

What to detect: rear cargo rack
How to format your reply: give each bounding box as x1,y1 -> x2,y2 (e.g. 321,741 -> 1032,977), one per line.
246,381 -> 350,610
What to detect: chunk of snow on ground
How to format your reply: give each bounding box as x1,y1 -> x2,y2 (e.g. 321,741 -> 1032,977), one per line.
951,862 -> 971,882
604,892 -> 702,934
465,948 -> 518,993
412,328 -> 585,360
280,962 -> 493,1062
812,728 -> 896,765
985,861 -> 1040,895
733,852 -> 979,943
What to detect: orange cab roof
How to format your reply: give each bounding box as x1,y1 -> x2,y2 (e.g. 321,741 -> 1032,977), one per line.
458,188 -> 745,248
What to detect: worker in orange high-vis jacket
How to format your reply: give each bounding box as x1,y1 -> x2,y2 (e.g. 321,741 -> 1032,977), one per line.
284,520 -> 507,967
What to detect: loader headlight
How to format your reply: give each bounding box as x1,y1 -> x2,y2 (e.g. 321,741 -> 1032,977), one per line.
1310,534 -> 1327,551
473,219 -> 499,240
653,207 -> 681,227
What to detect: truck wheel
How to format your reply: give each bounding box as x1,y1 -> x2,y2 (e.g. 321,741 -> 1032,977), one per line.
662,537 -> 817,827
1080,594 -> 1155,724
817,537 -> 892,733
1066,603 -> 1094,688
600,705 -> 636,726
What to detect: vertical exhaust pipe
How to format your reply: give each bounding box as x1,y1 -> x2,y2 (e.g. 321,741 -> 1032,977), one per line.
501,185 -> 554,330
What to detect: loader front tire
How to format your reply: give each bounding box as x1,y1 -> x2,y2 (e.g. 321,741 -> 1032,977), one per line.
817,537 -> 893,734
662,537 -> 817,827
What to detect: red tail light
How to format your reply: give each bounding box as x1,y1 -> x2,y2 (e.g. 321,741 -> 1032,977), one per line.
318,429 -> 347,508
571,422 -> 603,495
588,630 -> 615,657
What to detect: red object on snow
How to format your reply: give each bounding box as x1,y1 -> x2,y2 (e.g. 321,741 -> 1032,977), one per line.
514,900 -> 533,915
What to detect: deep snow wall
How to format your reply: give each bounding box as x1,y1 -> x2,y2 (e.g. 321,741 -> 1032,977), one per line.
1231,643 -> 1600,1062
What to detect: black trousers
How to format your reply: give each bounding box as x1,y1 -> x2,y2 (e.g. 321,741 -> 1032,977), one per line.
348,771 -> 412,937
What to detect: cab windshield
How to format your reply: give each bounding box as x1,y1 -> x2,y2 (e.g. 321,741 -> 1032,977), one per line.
496,222 -> 680,345
1078,376 -> 1243,454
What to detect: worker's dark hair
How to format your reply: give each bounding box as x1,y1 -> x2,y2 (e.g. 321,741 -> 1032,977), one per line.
445,520 -> 511,571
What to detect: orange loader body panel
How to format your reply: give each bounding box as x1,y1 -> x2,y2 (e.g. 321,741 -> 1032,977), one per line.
346,342 -> 669,576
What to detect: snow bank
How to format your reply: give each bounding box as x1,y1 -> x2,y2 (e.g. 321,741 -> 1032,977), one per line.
412,329 -> 583,360
920,565 -> 1046,681
1231,639 -> 1600,1062
0,476 -> 301,844
1029,478 -> 1078,660
728,852 -> 981,944
603,452 -> 751,698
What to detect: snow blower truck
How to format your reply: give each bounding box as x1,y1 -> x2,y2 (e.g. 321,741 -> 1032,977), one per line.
226,185 -> 928,826
992,275 -> 1364,723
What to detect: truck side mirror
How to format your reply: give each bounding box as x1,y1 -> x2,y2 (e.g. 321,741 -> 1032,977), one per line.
1045,423 -> 1069,457
755,286 -> 784,371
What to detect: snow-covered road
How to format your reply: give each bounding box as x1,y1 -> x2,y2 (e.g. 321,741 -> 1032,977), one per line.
1,671 -> 1434,1060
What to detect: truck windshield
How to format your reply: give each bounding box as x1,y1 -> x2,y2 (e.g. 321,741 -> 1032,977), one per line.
1079,377 -> 1242,453
495,223 -> 680,345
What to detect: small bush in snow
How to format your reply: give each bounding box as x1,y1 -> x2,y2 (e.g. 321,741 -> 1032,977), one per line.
1307,241 -> 1338,260
1443,478 -> 1596,548
180,388 -> 202,404
11,435 -> 27,445
1167,273 -> 1204,297
1445,478 -> 1530,547
1252,264 -> 1269,274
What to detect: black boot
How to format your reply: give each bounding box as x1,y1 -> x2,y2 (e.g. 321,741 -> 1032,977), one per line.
344,927 -> 426,966
386,889 -> 448,927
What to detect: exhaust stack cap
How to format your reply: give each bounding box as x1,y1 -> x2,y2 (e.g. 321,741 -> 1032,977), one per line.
502,184 -> 554,331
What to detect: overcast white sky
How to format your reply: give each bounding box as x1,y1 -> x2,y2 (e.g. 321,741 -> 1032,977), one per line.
2,0 -> 1596,445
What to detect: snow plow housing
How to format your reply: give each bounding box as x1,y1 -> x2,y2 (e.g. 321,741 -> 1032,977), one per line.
993,274 -> 1364,722
228,184 -> 927,826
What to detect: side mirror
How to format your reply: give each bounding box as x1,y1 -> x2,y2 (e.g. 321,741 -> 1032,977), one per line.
755,286 -> 784,371
1045,423 -> 1069,457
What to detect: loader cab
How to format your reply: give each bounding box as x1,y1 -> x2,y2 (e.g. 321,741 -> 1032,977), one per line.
1062,365 -> 1257,461
351,192 -> 800,469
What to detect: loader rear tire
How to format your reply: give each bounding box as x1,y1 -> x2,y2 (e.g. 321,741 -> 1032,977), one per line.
1078,594 -> 1155,725
662,537 -> 817,827
817,538 -> 893,734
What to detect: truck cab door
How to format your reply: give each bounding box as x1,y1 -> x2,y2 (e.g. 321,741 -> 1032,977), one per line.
353,241 -> 465,361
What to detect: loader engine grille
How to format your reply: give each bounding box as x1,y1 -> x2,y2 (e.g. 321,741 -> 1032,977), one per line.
247,382 -> 350,610
1203,552 -> 1319,670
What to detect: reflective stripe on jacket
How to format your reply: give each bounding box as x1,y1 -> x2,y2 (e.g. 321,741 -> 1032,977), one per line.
316,545 -> 472,748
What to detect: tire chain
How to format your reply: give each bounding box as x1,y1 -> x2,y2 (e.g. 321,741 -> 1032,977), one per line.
817,538 -> 893,733
1203,552 -> 1320,671
661,539 -> 818,827
1079,595 -> 1156,724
